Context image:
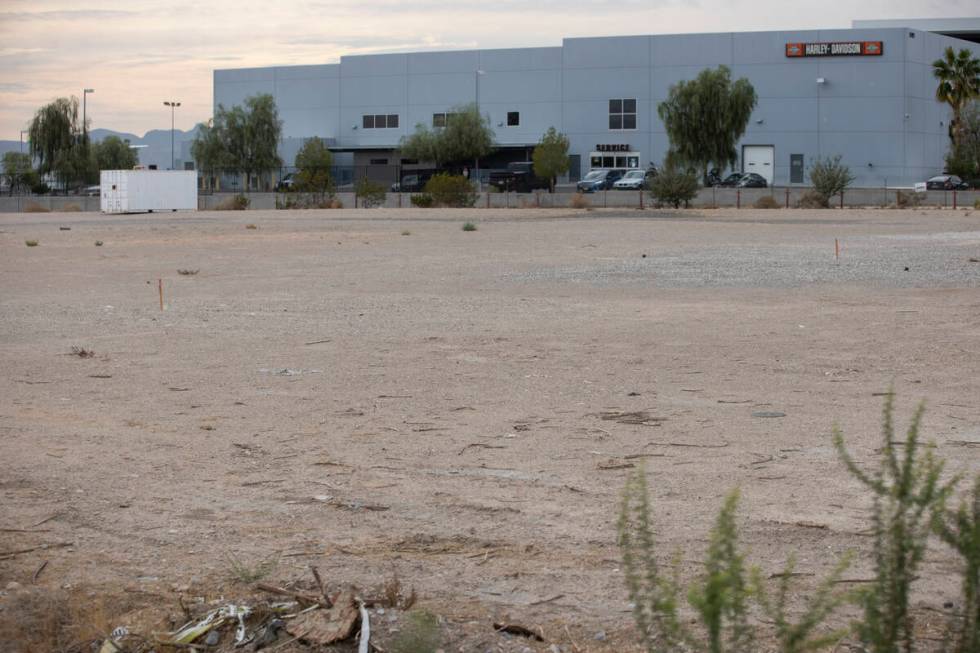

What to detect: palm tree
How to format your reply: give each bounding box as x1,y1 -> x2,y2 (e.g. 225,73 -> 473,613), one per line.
933,47 -> 980,148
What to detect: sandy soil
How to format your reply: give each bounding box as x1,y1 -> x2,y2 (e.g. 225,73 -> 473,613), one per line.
1,206 -> 979,651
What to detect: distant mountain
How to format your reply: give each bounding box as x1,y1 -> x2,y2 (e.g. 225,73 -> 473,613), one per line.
1,126 -> 203,171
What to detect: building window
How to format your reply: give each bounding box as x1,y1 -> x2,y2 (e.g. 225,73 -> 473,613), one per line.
609,99 -> 636,130
433,112 -> 459,128
400,158 -> 419,165
362,114 -> 399,129
507,111 -> 520,126
369,158 -> 389,165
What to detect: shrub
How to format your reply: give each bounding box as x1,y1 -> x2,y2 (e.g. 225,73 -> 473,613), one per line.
94,241 -> 103,246
215,194 -> 250,210
974,198 -> 980,210
423,174 -> 477,208
648,165 -> 699,208
401,230 -> 411,236
933,475 -> 980,653
390,609 -> 441,653
461,222 -> 477,232
569,192 -> 591,209
329,197 -> 343,209
798,190 -> 829,209
808,155 -> 855,205
834,393 -> 956,653
25,240 -> 39,247
410,193 -> 434,208
754,195 -> 780,209
355,177 -> 387,208
24,201 -> 50,213
896,190 -> 924,208
245,224 -> 257,230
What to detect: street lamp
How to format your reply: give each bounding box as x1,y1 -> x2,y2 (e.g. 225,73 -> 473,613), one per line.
20,130 -> 27,153
83,89 -> 94,141
163,100 -> 181,170
474,69 -> 485,188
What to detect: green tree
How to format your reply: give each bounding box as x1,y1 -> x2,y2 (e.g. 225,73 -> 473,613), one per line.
945,101 -> 980,181
531,127 -> 570,193
399,104 -> 494,168
294,137 -> 334,201
191,120 -> 228,190
2,152 -> 38,195
28,96 -> 90,190
808,155 -> 855,206
657,66 -> 757,182
208,94 -> 283,192
93,136 -> 138,172
933,47 -> 980,149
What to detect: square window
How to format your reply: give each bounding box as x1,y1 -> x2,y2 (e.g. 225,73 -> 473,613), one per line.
590,156 -> 602,168
387,114 -> 399,128
507,111 -> 520,126
602,156 -> 615,168
623,99 -> 636,113
433,113 -> 446,128
623,114 -> 636,130
375,114 -> 387,128
609,114 -> 622,130
609,99 -> 622,113
363,115 -> 374,129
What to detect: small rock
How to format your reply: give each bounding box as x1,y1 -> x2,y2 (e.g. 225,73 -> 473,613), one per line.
376,608 -> 385,615
550,645 -> 562,653
204,629 -> 221,646
5,582 -> 22,591
944,601 -> 955,609
594,630 -> 606,641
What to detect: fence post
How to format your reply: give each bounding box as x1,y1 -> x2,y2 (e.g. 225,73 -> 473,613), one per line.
639,190 -> 643,210
398,192 -> 402,208
354,192 -> 358,209
486,192 -> 490,209
785,187 -> 790,208
535,191 -> 540,208
953,189 -> 957,210
839,192 -> 844,209
604,190 -> 607,208
736,189 -> 740,209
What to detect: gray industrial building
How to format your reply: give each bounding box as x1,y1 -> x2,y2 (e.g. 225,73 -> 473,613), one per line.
213,18 -> 980,188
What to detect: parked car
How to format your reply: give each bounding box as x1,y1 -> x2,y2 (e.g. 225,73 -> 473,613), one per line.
390,170 -> 437,193
736,173 -> 767,188
576,169 -> 626,193
83,185 -> 100,197
613,169 -> 654,190
925,174 -> 969,190
275,174 -> 296,191
488,162 -> 550,193
718,173 -> 743,187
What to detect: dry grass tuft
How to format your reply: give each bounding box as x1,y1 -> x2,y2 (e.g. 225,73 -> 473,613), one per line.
569,193 -> 591,209
70,346 -> 95,358
62,203 -> 82,212
25,239 -> 39,247
24,201 -> 50,213
245,223 -> 258,230
754,195 -> 780,209
0,588 -> 113,653
177,269 -> 199,276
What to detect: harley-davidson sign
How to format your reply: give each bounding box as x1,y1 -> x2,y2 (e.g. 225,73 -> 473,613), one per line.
785,41 -> 883,57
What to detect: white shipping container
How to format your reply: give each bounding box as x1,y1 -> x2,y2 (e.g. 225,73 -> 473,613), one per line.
100,170 -> 197,214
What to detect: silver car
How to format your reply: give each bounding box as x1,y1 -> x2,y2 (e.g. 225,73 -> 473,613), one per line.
613,169 -> 648,190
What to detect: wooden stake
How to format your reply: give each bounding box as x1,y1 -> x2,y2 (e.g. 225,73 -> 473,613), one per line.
158,278 -> 164,310
835,239 -> 840,264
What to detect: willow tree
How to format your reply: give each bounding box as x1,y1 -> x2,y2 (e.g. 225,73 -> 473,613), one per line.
191,120 -> 227,190
933,47 -> 980,148
657,66 -> 757,183
532,127 -> 570,192
195,94 -> 283,192
28,96 -> 89,190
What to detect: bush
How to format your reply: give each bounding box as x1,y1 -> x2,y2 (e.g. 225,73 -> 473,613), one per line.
569,192 -> 591,209
798,189 -> 829,209
933,475 -> 980,653
215,194 -> 250,210
423,174 -> 477,208
390,609 -> 441,653
355,177 -> 386,208
809,155 -> 855,205
461,222 -> 477,231
648,165 -> 699,208
24,201 -> 50,213
974,198 -> 980,210
25,240 -> 38,247
896,190 -> 924,209
410,193 -> 434,208
754,195 -> 780,209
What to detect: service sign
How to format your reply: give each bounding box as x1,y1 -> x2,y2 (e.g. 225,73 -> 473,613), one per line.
595,144 -> 630,152
785,41 -> 883,57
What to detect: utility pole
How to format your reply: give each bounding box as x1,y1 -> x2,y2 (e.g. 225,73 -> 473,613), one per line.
475,69 -> 485,188
83,89 -> 95,142
164,100 -> 181,170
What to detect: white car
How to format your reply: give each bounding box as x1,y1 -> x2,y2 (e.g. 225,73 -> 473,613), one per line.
613,169 -> 649,190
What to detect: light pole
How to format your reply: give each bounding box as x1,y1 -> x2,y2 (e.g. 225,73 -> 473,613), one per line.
163,100 -> 181,170
20,130 -> 27,153
474,69 -> 485,188
82,89 -> 94,141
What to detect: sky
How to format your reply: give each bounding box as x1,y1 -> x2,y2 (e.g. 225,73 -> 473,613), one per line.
0,0 -> 975,140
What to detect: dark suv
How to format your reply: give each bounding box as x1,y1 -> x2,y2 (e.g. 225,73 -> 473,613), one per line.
576,169 -> 626,193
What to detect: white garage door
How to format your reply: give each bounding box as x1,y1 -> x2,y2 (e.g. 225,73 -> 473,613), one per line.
742,145 -> 774,185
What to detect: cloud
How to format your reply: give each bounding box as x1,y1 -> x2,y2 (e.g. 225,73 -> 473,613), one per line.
0,9 -> 136,21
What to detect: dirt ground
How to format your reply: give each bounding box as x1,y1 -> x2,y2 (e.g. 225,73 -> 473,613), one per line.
1,206 -> 979,652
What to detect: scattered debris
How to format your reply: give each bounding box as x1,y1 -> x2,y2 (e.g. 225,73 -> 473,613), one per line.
177,269 -> 199,276
752,411 -> 787,418
597,459 -> 635,470
304,339 -> 332,345
246,224 -> 258,229
592,410 -> 666,426
285,590 -> 359,645
95,240 -> 103,246
88,374 -> 112,378
59,226 -> 71,231
458,443 -> 507,455
70,346 -> 95,358
32,560 -> 48,584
